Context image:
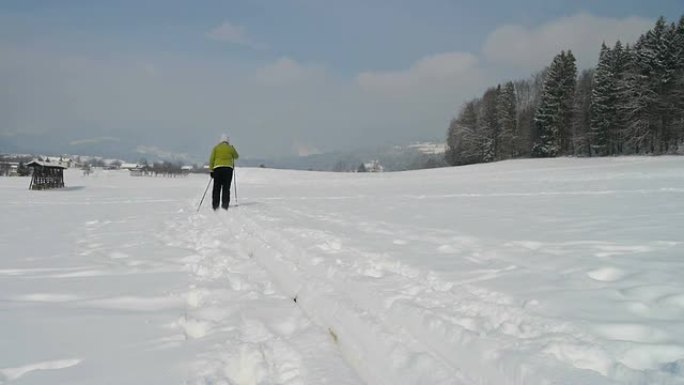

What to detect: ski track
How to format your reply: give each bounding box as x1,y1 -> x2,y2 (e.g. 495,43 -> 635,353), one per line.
162,210 -> 365,385
167,206 -> 603,385
170,184 -> 684,385
226,206 -> 604,385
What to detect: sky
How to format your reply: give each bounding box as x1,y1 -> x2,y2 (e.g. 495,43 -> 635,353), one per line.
0,0 -> 681,161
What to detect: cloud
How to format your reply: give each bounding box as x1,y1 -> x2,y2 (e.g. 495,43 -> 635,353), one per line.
483,13 -> 653,70
254,57 -> 326,86
207,21 -> 264,49
292,141 -> 322,157
355,52 -> 483,97
135,145 -> 193,162
70,137 -> 120,146
6,49 -> 483,158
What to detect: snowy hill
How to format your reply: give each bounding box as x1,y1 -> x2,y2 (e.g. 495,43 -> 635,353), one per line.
1,157 -> 683,385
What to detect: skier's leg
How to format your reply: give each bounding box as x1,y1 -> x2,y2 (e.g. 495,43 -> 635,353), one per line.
211,171 -> 222,210
221,168 -> 233,210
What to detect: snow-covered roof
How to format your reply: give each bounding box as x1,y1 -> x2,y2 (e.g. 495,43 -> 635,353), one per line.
26,160 -> 68,169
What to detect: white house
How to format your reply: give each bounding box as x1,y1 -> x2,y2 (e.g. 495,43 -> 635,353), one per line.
364,160 -> 384,173
120,163 -> 139,170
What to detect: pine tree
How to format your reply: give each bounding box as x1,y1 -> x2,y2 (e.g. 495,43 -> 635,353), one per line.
573,69 -> 594,156
673,16 -> 684,147
624,17 -> 684,153
515,70 -> 547,156
497,81 -> 518,158
621,38 -> 653,154
459,101 -> 479,131
446,118 -> 460,165
446,101 -> 482,165
591,44 -> 612,155
660,21 -> 680,151
532,51 -> 576,157
480,86 -> 500,161
446,13 -> 684,164
532,54 -> 563,157
611,41 -> 631,154
559,50 -> 577,154
635,17 -> 675,153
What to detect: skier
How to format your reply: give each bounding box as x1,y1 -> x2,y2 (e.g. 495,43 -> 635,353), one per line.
209,134 -> 239,210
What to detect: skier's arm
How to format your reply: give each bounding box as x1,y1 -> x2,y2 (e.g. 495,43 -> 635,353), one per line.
232,146 -> 239,160
209,147 -> 216,169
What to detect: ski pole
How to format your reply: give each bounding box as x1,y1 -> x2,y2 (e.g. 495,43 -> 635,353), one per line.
197,175 -> 212,212
233,162 -> 238,206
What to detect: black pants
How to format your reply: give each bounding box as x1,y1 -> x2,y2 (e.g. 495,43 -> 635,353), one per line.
212,167 -> 234,210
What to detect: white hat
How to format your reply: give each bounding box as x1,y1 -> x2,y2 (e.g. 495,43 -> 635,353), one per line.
219,133 -> 229,143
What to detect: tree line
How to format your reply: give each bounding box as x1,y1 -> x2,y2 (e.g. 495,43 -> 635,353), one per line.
446,15 -> 684,165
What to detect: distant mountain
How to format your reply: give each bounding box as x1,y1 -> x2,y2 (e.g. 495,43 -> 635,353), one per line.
240,142 -> 448,172
2,132 -> 447,171
0,133 -> 200,165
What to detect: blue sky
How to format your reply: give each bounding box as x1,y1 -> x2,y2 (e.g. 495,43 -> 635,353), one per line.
1,1 -> 681,160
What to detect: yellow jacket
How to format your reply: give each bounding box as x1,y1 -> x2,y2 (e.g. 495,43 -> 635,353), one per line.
209,142 -> 239,169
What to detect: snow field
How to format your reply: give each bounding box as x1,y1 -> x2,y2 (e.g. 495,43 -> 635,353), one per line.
1,156 -> 684,385
219,157 -> 684,385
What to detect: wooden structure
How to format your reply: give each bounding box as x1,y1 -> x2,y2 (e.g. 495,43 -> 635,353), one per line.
129,167 -> 145,177
27,161 -> 67,190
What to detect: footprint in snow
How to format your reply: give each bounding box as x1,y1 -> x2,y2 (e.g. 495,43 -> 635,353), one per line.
587,267 -> 626,282
317,240 -> 342,252
177,316 -> 212,339
185,289 -> 208,308
361,267 -> 384,278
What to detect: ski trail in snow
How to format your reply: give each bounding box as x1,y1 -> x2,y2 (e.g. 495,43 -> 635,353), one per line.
161,209 -> 365,385
228,208 -> 613,385
233,189 -> 684,385
243,218 -> 596,384
156,158 -> 684,385
238,229 -> 471,385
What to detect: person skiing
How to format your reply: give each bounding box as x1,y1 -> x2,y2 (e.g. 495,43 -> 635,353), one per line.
209,134 -> 239,210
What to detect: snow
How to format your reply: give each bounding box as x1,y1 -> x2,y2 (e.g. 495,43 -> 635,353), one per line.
407,142 -> 447,155
1,156 -> 683,385
0,359 -> 82,382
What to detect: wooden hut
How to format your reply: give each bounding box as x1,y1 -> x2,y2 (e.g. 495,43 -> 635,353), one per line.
27,161 -> 67,190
